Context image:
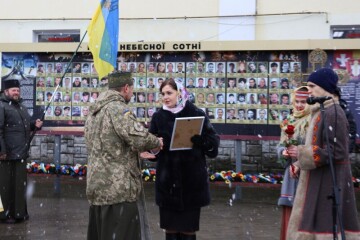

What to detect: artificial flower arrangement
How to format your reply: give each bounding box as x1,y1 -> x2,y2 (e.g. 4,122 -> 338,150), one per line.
208,170 -> 283,184
26,161 -> 360,187
26,161 -> 283,184
26,162 -> 87,176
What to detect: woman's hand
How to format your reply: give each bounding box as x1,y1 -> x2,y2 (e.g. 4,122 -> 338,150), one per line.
286,145 -> 298,159
35,119 -> 43,129
140,152 -> 156,159
157,137 -> 163,150
282,149 -> 289,157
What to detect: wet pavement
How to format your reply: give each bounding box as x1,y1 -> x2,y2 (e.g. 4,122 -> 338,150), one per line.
0,175 -> 359,240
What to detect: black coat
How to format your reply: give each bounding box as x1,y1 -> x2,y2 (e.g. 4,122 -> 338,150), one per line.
0,95 -> 36,160
339,98 -> 357,152
149,101 -> 219,210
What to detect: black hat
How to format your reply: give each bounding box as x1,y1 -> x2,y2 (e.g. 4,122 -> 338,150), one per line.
307,68 -> 338,94
4,79 -> 20,90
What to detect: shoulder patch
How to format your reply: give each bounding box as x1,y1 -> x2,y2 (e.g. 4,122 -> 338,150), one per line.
123,109 -> 136,119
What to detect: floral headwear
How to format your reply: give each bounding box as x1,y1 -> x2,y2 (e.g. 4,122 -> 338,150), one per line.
162,78 -> 189,114
291,86 -> 310,118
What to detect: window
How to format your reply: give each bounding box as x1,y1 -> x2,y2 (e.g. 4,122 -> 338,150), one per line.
33,30 -> 80,43
331,25 -> 360,39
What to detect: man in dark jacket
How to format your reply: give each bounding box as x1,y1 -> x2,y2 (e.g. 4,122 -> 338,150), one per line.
340,99 -> 357,152
0,78 -> 43,223
335,88 -> 357,152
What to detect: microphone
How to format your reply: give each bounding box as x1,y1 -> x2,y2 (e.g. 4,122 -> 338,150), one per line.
306,96 -> 332,105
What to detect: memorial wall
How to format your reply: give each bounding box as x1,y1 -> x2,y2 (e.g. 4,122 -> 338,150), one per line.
1,46 -> 359,138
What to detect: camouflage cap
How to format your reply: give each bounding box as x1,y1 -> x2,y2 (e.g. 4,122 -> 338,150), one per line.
108,71 -> 133,88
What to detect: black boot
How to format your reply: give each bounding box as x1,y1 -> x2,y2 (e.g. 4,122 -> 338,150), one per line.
180,233 -> 196,240
166,232 -> 181,240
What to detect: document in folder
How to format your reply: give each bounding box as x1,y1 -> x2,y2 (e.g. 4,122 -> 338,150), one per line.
169,116 -> 205,151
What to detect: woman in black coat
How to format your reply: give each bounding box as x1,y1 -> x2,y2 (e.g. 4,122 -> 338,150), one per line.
149,79 -> 219,240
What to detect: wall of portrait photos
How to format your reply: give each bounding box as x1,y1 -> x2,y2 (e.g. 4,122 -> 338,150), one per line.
34,61 -> 107,121
127,60 -> 299,126
1,50 -> 359,138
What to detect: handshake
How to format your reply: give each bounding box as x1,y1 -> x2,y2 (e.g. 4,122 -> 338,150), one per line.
140,137 -> 163,160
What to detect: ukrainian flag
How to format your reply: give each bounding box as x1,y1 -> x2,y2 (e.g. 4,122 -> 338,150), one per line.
88,0 -> 119,79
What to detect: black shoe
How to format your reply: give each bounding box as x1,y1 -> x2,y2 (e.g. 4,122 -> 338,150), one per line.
5,218 -> 16,224
14,215 -> 29,223
0,217 -> 17,224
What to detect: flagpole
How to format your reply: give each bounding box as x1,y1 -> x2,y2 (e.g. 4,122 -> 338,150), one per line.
27,30 -> 88,147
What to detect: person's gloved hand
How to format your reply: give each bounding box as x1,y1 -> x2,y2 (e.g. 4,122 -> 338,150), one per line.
191,134 -> 203,148
191,134 -> 213,151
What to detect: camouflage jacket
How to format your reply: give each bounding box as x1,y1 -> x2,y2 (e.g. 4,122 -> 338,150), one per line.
84,90 -> 160,205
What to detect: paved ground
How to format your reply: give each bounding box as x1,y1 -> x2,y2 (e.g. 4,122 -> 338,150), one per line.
0,175 -> 359,240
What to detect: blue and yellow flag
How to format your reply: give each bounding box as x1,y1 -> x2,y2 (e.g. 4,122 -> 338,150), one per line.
88,0 -> 119,79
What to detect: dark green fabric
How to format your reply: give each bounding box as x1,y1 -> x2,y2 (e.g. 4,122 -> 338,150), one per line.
87,202 -> 141,240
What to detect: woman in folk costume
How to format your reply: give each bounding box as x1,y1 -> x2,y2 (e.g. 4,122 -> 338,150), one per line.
286,68 -> 360,239
277,86 -> 311,240
149,78 -> 219,240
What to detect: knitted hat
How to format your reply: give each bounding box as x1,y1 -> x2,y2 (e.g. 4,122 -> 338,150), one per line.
108,71 -> 133,88
307,68 -> 338,94
3,79 -> 20,90
294,86 -> 310,99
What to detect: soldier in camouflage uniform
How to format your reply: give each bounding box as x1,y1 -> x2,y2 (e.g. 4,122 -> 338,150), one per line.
84,71 -> 163,240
